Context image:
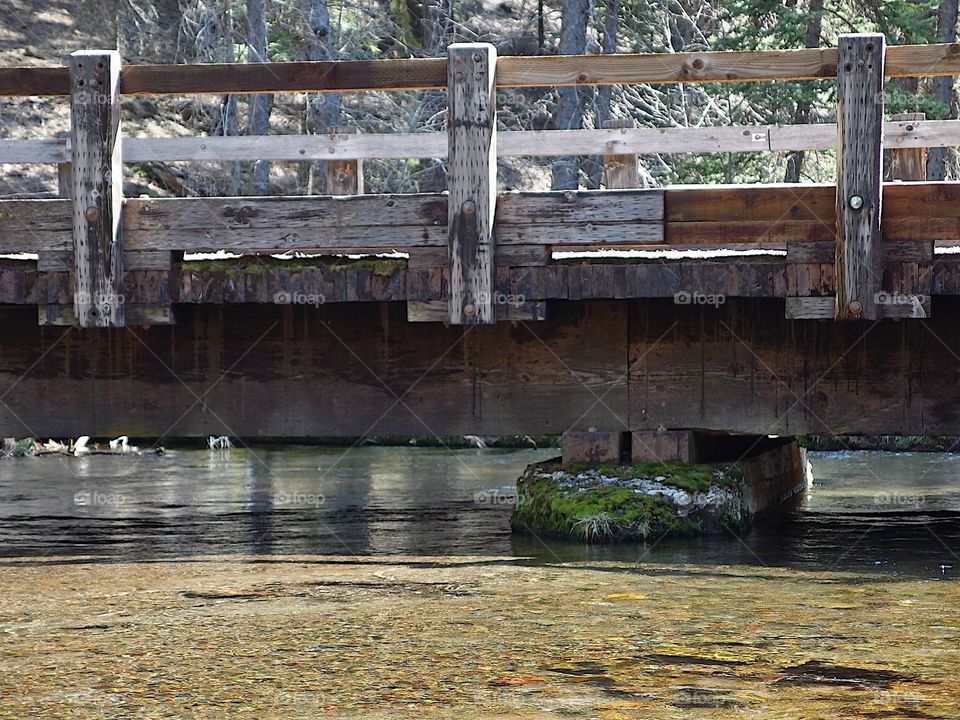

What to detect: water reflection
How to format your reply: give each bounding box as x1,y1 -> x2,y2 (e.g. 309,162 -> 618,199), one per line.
1,447 -> 959,578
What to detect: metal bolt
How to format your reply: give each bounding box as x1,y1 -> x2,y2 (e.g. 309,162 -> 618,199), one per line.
85,206 -> 99,222
463,303 -> 476,317
848,300 -> 863,317
462,200 -> 476,214
849,195 -> 864,211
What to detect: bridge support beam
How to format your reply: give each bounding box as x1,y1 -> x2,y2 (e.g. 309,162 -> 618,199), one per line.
447,43 -> 497,325
835,33 -> 885,321
69,50 -> 125,328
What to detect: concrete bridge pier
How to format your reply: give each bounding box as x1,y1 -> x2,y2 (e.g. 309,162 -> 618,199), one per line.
519,429 -> 811,541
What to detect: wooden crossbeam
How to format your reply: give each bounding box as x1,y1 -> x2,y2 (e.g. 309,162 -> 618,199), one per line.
3,43 -> 960,97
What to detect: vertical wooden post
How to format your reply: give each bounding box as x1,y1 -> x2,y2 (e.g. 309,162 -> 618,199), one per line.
69,50 -> 124,328
602,118 -> 640,189
891,112 -> 927,181
447,43 -> 497,325
325,126 -> 364,195
835,33 -> 885,321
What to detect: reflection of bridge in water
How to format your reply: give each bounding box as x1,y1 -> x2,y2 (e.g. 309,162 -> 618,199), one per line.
3,35 -> 960,443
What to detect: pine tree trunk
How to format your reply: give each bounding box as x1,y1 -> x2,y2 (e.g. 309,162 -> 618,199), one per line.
248,0 -> 272,195
783,0 -> 823,182
305,0 -> 342,194
929,0 -> 959,180
224,0 -> 241,195
551,0 -> 590,190
587,0 -> 619,189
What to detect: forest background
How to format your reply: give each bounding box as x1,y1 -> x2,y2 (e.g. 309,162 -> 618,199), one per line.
0,0 -> 955,197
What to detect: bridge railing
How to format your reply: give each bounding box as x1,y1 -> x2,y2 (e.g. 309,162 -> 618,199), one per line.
0,35 -> 957,325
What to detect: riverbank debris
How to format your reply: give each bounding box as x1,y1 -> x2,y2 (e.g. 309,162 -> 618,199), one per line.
208,435 -> 233,451
1,436 -> 163,458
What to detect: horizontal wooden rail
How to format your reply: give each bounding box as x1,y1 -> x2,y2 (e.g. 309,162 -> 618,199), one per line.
1,43 -> 959,97
3,184 -> 959,255
0,119 -> 953,165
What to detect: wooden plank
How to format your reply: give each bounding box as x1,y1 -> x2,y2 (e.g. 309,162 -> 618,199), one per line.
125,194 -> 448,231
407,299 -> 546,322
38,304 -> 173,326
497,47 -> 841,86
4,119 -> 960,166
4,43 -> 960,100
602,118 -> 640,189
890,113 -> 927,181
495,245 -> 551,266
499,189 -> 663,224
498,222 -> 663,246
447,43 -> 497,325
121,58 -> 448,95
787,239 -> 932,263
835,34 -> 885,321
323,126 -> 364,194
70,50 -> 125,328
785,296 -> 834,319
665,184 -> 836,223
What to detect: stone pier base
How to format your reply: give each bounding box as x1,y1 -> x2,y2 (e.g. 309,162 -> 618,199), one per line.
515,435 -> 810,542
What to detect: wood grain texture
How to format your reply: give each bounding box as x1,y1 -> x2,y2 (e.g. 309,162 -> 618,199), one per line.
890,113 -> 927,181
70,50 -> 125,328
447,44 -> 497,325
602,118 -> 640,189
835,34 -> 885,321
4,43 -> 960,100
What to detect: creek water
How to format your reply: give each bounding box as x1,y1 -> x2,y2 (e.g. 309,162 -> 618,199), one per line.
1,447 -> 959,718
2,446 -> 959,577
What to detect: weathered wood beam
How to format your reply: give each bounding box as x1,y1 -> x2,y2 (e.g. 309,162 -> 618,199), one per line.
69,50 -> 124,328
4,120 -> 960,166
447,43 -> 497,325
4,44 -> 960,98
835,34 -> 885,321
602,118 -> 641,189
324,126 -> 364,195
890,113 -> 927,181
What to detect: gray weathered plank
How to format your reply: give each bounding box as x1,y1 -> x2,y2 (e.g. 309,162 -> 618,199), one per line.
70,50 -> 124,327
835,34 -> 885,320
447,43 -> 497,325
602,118 -> 640,189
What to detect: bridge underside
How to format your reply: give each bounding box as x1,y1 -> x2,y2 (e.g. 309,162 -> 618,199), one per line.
2,298 -> 959,439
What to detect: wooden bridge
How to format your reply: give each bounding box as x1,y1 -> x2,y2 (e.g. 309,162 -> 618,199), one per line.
4,34 -> 960,442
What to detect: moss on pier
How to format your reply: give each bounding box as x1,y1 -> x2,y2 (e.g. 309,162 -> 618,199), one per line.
512,460 -> 748,542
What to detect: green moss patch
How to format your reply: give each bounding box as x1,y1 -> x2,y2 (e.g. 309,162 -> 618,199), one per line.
512,460 -> 748,543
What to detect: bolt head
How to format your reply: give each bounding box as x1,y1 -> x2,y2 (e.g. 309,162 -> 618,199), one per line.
463,303 -> 476,317
84,206 -> 99,222
848,300 -> 863,316
849,195 -> 864,210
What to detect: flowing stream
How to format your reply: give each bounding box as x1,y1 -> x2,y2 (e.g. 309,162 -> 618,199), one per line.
1,447 -> 959,717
